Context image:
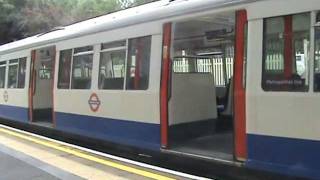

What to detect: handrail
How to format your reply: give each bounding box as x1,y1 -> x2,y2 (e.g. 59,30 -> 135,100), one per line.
173,55 -> 222,60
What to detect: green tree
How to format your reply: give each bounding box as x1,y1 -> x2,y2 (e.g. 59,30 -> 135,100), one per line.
128,0 -> 157,6
0,0 -> 159,44
0,0 -> 28,43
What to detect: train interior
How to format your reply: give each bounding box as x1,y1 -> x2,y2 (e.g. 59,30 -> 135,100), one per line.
31,47 -> 55,126
168,11 -> 235,160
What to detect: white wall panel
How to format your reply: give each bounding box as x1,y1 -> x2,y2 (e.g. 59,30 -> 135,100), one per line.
247,0 -> 320,20
0,50 -> 30,108
246,18 -> 320,141
0,89 -> 28,108
54,35 -> 162,124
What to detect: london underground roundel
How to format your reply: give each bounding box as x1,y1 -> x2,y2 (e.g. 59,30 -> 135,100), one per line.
88,93 -> 101,112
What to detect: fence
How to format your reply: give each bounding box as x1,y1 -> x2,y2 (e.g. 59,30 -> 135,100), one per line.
265,54 -> 284,72
173,57 -> 234,86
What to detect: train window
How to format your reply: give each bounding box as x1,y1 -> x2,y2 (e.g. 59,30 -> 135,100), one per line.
99,49 -> 126,90
7,59 -> 18,88
6,58 -> 26,89
126,36 -> 151,90
71,46 -> 93,89
0,61 -> 6,88
262,13 -> 310,91
17,57 -> 26,88
38,50 -> 53,80
314,12 -> 320,91
315,30 -> 320,91
58,49 -> 72,89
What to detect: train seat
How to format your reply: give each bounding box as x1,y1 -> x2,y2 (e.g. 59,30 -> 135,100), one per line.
169,73 -> 218,125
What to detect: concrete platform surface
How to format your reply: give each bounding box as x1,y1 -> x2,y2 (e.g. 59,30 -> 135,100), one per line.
0,150 -> 60,180
0,125 -> 208,180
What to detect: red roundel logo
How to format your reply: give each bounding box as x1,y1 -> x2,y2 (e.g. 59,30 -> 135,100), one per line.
88,93 -> 100,112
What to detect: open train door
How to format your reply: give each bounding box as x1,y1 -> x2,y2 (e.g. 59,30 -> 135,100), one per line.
234,10 -> 247,161
29,46 -> 56,127
160,10 -> 247,161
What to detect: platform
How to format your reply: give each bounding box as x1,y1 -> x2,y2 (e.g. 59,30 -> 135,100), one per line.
0,124 -> 210,180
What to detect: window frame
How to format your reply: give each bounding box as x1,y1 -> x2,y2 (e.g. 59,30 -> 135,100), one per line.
98,39 -> 128,90
57,46 -> 94,90
125,35 -> 152,91
261,12 -> 312,92
0,61 -> 7,89
56,35 -> 152,91
313,11 -> 320,92
57,49 -> 73,89
7,58 -> 26,89
71,47 -> 94,90
17,57 -> 27,89
69,49 -> 74,90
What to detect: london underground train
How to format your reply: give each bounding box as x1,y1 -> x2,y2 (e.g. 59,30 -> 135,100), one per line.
0,0 -> 319,179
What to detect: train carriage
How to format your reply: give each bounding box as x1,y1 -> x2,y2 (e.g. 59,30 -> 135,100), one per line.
0,0 -> 319,179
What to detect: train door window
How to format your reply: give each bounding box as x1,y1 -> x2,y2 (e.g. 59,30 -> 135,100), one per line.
39,62 -> 52,79
7,59 -> 19,88
71,46 -> 93,89
58,49 -> 72,89
17,57 -> 26,88
314,12 -> 320,91
99,40 -> 126,89
262,13 -> 310,91
126,36 -> 151,90
0,61 -> 6,88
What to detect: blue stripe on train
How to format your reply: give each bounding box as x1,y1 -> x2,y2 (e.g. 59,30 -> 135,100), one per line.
0,104 -> 28,123
55,112 -> 161,151
247,134 -> 320,179
4,104 -> 319,179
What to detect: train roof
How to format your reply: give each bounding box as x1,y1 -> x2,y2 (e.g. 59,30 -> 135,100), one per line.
0,0 -> 257,55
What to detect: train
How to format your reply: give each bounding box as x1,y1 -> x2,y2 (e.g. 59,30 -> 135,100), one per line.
0,0 -> 319,179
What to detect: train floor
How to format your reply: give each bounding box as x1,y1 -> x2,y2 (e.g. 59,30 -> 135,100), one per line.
31,121 -> 53,128
0,124 -> 206,180
170,131 -> 233,160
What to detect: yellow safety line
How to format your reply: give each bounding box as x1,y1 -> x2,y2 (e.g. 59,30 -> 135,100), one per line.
0,127 -> 176,180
